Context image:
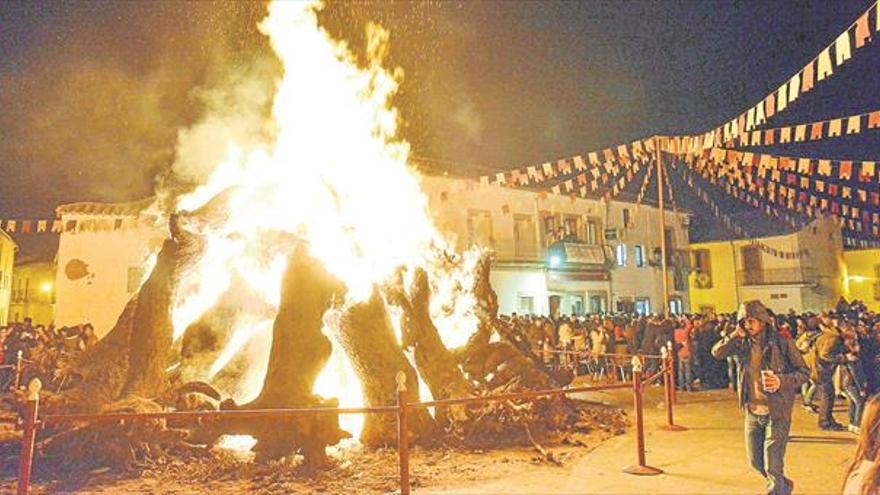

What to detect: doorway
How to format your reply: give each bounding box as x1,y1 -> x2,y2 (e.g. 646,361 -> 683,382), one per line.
548,295 -> 561,318
741,246 -> 762,285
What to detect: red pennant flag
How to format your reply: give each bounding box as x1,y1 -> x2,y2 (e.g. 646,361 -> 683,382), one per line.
810,122 -> 823,140
840,161 -> 853,180
860,161 -> 876,182
801,62 -> 815,93
855,11 -> 871,48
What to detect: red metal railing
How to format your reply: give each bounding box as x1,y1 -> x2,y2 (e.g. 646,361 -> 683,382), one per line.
15,352 -> 686,495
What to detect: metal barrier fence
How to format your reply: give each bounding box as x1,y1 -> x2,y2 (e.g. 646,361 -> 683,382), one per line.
14,353 -> 686,495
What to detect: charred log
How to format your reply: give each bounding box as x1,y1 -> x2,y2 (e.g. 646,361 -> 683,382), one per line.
385,268 -> 474,429
332,290 -> 436,447
121,215 -> 205,398
195,246 -> 349,467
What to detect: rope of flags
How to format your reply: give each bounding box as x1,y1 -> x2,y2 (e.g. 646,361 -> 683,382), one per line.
0,217 -> 145,235
677,163 -> 811,259
730,108 -> 880,148
681,0 -> 880,153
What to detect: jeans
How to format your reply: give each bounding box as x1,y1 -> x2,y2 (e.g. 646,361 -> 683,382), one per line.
841,382 -> 864,427
816,380 -> 837,427
727,356 -> 739,388
746,411 -> 793,495
677,357 -> 693,391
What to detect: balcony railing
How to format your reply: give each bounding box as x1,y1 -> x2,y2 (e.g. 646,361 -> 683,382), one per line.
489,240 -> 546,262
489,240 -> 608,266
737,267 -> 816,286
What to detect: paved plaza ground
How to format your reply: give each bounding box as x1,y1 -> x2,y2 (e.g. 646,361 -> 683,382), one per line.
428,386 -> 856,494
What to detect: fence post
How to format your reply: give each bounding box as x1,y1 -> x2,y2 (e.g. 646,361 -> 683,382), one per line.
17,378 -> 41,495
623,356 -> 663,476
660,348 -> 687,432
13,350 -> 23,391
666,341 -> 676,404
396,371 -> 410,495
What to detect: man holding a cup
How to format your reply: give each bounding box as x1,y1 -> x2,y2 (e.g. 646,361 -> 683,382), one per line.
712,300 -> 809,495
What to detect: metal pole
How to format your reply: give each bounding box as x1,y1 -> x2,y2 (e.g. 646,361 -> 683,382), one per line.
666,341 -> 677,405
396,372 -> 410,495
660,348 -> 687,432
623,356 -> 663,475
17,379 -> 41,495
655,137 -> 670,317
14,350 -> 23,391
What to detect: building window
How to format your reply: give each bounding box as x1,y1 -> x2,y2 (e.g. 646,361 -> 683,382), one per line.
541,214 -> 560,246
127,267 -> 145,294
635,297 -> 651,315
669,298 -> 683,315
518,295 -> 535,315
615,244 -> 627,267
466,209 -> 494,247
585,220 -> 598,245
693,249 -> 712,288
622,208 -> 632,228
513,214 -> 537,258
562,215 -> 584,242
635,245 -> 645,267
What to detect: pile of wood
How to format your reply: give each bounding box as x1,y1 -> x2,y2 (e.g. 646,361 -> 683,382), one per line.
0,210 -> 625,476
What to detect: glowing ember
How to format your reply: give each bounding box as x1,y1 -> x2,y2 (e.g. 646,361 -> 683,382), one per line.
162,0 -> 480,443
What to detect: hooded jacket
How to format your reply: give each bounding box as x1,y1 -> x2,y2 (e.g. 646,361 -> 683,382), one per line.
712,325 -> 809,419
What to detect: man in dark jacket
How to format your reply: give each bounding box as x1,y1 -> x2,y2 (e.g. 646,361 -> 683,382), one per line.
712,300 -> 809,495
811,316 -> 851,431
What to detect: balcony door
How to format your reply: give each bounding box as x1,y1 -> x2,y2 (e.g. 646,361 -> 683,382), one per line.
741,246 -> 762,285
513,214 -> 537,259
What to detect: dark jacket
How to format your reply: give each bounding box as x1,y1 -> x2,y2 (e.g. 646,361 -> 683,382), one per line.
639,321 -> 665,355
811,327 -> 847,383
711,327 -> 809,419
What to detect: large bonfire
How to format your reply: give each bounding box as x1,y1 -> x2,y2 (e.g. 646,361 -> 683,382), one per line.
4,0 -> 624,474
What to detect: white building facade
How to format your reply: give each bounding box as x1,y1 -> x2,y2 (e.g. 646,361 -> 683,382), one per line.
54,200 -> 166,337
49,174 -> 692,335
422,175 -> 691,317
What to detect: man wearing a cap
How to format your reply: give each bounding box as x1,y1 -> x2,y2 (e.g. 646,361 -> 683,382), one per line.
712,300 -> 809,495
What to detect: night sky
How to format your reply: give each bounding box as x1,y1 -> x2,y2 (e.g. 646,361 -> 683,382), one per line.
1,0 -> 878,253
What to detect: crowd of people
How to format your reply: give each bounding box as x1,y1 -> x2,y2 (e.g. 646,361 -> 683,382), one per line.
0,317 -> 97,391
499,297 -> 880,435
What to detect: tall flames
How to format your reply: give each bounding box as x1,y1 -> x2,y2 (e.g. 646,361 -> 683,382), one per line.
163,1 -> 479,439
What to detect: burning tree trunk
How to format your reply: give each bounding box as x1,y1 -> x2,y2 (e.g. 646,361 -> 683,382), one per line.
385,268 -> 474,429
332,290 -> 436,447
120,244 -> 178,397
233,245 -> 350,465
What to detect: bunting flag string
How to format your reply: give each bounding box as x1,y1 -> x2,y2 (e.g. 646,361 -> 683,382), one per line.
677,161 -> 812,258
667,1 -> 880,157
0,217 -> 144,234
690,148 -> 880,243
726,108 -> 880,148
476,136 -> 654,192
715,0 -> 878,142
